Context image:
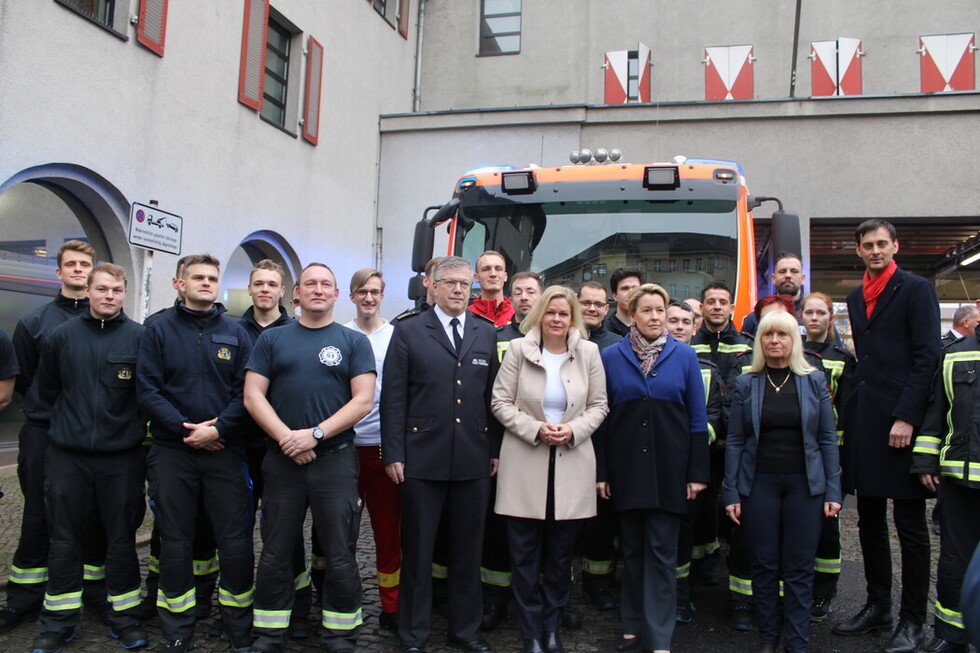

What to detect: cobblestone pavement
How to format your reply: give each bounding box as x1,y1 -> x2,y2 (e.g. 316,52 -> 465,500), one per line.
0,467 -> 966,652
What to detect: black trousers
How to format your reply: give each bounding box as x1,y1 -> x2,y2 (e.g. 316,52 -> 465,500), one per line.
398,477 -> 489,648
481,477 -> 512,595
9,422 -> 106,611
742,473 -> 823,653
252,444 -> 362,652
145,494 -> 218,610
856,495 -> 930,624
619,508 -> 681,651
813,513 -> 842,600
580,497 -> 617,578
146,445 -> 254,641
506,516 -> 583,639
933,482 -> 979,644
41,446 -> 145,632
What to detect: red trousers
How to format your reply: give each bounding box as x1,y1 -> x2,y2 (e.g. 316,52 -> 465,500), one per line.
357,445 -> 401,613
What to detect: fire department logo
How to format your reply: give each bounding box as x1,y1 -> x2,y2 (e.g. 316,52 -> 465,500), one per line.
117,367 -> 133,380
217,347 -> 232,361
318,346 -> 342,367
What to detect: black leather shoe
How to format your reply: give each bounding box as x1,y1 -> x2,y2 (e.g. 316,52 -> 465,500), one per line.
523,638 -> 544,653
446,637 -> 493,652
0,607 -> 39,634
559,606 -> 581,630
615,636 -> 640,651
920,634 -> 969,652
882,619 -> 924,653
831,603 -> 892,636
480,600 -> 507,631
543,631 -> 564,653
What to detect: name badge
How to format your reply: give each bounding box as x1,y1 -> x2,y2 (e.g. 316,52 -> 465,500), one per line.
472,358 -> 489,367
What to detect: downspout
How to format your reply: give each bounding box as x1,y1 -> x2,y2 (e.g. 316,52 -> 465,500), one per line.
412,0 -> 426,112
788,0 -> 802,97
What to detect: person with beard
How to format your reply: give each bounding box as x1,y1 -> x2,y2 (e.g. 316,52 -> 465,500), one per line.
482,270 -> 544,631
740,254 -> 805,335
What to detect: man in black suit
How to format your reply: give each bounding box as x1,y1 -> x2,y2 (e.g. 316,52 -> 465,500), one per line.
834,219 -> 940,653
382,256 -> 501,653
940,304 -> 979,347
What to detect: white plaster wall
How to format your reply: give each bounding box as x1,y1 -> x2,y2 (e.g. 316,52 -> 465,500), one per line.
0,0 -> 417,322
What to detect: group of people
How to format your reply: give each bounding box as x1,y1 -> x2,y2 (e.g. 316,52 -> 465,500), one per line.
0,219 -> 977,653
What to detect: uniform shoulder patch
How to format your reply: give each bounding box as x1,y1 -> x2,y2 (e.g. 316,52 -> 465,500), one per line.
472,313 -> 495,325
394,309 -> 421,321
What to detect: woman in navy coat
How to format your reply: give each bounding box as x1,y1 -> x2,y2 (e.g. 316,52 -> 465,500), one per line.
722,310 -> 842,653
596,284 -> 710,653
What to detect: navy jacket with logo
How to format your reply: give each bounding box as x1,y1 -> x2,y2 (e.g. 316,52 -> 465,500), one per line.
136,302 -> 252,450
34,311 -> 144,453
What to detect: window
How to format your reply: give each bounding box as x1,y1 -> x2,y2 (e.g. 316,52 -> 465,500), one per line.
810,38 -> 863,96
669,283 -> 677,298
370,0 -> 409,37
696,257 -> 703,271
480,0 -> 521,56
682,258 -> 690,272
261,18 -> 291,128
603,44 -> 651,103
668,260 -> 677,272
54,0 -> 128,38
653,260 -> 662,272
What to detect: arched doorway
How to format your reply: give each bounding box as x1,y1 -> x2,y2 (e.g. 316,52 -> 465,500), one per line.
221,230 -> 301,316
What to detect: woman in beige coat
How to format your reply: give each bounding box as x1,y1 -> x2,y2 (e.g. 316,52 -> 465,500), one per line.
492,285 -> 609,653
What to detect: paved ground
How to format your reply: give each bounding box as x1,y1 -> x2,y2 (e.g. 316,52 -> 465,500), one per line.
0,465 -> 967,652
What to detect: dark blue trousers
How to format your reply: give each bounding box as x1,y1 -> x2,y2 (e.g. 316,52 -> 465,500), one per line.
741,472 -> 823,653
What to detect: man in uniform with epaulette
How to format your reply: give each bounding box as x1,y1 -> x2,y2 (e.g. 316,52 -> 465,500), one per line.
911,324 -> 980,653
396,257 -> 442,321
690,281 -> 754,630
667,300 -> 724,625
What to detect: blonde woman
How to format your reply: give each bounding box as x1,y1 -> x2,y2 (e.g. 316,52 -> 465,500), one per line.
492,285 -> 608,653
723,310 -> 841,653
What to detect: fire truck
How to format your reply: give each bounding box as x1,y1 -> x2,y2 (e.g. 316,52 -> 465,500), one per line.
408,151 -> 801,329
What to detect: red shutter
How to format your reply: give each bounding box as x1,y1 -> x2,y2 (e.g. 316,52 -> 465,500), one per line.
810,41 -> 838,96
398,0 -> 410,38
238,0 -> 270,110
137,0 -> 169,56
920,33 -> 975,93
302,36 -> 325,145
603,50 -> 628,104
837,38 -> 863,96
637,42 -> 651,102
704,45 -> 753,100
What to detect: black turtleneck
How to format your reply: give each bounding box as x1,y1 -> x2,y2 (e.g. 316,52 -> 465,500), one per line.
757,366 -> 805,474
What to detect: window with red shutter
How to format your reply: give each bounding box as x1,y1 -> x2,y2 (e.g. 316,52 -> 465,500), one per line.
137,0 -> 169,56
239,0 -> 271,110
302,37 -> 324,145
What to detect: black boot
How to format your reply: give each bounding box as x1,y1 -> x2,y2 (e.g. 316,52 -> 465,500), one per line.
882,618 -> 924,653
920,633 -> 969,653
831,602 -> 892,636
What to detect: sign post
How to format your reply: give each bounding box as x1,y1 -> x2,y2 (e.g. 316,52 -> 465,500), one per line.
129,202 -> 184,321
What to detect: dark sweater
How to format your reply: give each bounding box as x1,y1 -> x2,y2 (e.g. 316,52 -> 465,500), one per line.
756,367 -> 805,474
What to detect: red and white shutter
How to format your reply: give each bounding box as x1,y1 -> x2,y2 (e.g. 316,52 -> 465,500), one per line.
603,50 -> 629,104
398,0 -> 410,38
637,42 -> 652,103
811,38 -> 862,96
837,38 -> 863,95
704,45 -> 753,100
810,40 -> 838,96
920,33 -> 976,92
137,0 -> 169,57
302,36 -> 324,145
238,0 -> 270,110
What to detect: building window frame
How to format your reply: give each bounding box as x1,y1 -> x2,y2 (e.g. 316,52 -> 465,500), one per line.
53,0 -> 128,41
479,0 -> 521,56
258,9 -> 302,137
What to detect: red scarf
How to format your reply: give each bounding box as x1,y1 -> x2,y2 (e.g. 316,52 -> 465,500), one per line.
862,260 -> 898,319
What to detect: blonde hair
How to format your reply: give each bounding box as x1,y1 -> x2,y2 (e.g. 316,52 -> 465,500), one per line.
627,283 -> 670,316
748,310 -> 816,375
520,285 -> 588,340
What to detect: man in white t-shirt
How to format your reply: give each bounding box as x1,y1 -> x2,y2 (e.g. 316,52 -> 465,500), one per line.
344,269 -> 399,631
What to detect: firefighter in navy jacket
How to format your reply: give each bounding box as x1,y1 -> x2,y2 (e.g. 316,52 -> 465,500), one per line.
136,254 -> 254,652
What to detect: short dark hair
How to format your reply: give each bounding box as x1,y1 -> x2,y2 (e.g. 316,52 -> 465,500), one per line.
87,262 -> 127,287
578,280 -> 607,297
668,300 -> 695,315
701,281 -> 732,302
174,255 -> 191,278
510,270 -> 542,293
774,251 -> 803,268
855,219 -> 897,244
180,254 -> 220,278
610,267 -> 644,294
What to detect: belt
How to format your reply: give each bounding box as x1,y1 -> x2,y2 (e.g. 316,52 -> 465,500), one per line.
318,440 -> 351,455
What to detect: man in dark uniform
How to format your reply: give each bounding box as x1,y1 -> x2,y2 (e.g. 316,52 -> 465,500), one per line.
834,219 -> 940,653
1,240 -> 106,632
576,281 -> 622,612
246,263 -> 375,653
382,256 -> 501,653
396,257 -> 442,320
482,270 -> 543,631
604,268 -> 643,338
690,281 -> 754,630
666,300 -> 724,624
940,304 -> 979,347
30,263 -> 148,653
911,325 -> 980,653
137,254 -> 255,653
739,252 -> 806,335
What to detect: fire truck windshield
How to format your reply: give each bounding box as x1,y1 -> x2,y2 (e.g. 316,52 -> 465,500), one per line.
455,199 -> 739,299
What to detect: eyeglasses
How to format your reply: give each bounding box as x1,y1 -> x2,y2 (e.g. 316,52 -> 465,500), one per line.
436,279 -> 472,290
354,289 -> 382,298
579,301 -> 608,309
